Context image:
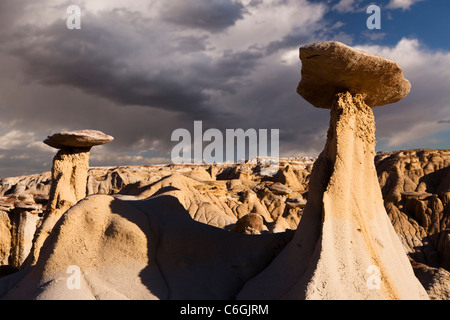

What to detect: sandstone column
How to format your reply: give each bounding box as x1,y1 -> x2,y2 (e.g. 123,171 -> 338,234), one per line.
24,130 -> 113,267
238,41 -> 429,300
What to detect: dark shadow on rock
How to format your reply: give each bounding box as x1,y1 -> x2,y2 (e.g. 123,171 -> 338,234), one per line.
0,265 -> 19,278
150,186 -> 181,198
109,194 -> 294,300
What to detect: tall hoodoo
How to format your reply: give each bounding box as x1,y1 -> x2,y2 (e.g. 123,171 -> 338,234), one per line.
238,41 -> 428,299
43,130 -> 114,216
24,130 -> 113,267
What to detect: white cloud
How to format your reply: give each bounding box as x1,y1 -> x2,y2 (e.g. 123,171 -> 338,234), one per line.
209,0 -> 326,52
331,0 -> 369,13
0,126 -> 54,153
280,49 -> 299,65
0,129 -> 34,150
332,0 -> 356,13
386,121 -> 443,147
361,31 -> 387,41
386,0 -> 424,10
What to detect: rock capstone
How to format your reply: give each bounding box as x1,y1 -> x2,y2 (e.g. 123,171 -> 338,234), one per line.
297,41 -> 411,109
44,130 -> 114,149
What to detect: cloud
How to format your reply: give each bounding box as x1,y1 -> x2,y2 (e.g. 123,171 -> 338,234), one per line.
160,0 -> 246,33
386,0 -> 424,10
207,0 -> 327,53
361,30 -> 387,41
0,130 -> 35,150
331,0 -> 368,13
0,0 -> 447,178
175,35 -> 209,53
265,28 -> 316,55
355,39 -> 450,149
0,0 -> 327,177
385,121 -> 443,147
332,0 -> 356,13
5,12 -> 216,117
6,3 -> 313,121
0,124 -> 55,177
0,0 -> 328,124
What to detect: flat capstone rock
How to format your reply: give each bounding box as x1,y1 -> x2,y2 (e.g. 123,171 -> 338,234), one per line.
297,41 -> 411,109
44,130 -> 114,149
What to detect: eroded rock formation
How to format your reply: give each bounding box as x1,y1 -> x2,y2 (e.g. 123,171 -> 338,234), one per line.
238,41 -> 428,299
24,130 -> 113,267
0,43 -> 448,299
2,152 -> 447,298
376,150 -> 450,267
0,193 -> 293,300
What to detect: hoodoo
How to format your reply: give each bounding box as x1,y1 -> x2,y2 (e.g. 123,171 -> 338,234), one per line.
238,41 -> 429,299
0,43 -> 432,300
43,130 -> 114,217
24,130 -> 114,267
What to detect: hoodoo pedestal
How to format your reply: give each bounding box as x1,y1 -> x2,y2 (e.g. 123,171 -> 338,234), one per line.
24,130 -> 113,267
237,41 -> 429,299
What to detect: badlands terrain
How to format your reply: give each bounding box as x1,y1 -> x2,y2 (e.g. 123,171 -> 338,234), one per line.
0,41 -> 448,300
0,150 -> 449,299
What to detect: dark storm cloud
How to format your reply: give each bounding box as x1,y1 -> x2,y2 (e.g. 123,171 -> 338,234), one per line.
2,0 -> 446,180
7,22 -> 212,117
161,0 -> 246,33
4,8 -> 269,120
210,59 -> 330,155
190,50 -> 265,94
214,50 -> 264,78
0,0 -> 340,179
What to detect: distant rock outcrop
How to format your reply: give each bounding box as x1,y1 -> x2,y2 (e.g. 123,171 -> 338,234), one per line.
0,160 -> 313,273
376,150 -> 450,267
3,149 -> 448,298
374,149 -> 450,296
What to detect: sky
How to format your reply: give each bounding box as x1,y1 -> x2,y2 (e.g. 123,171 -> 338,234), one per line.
0,0 -> 449,178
